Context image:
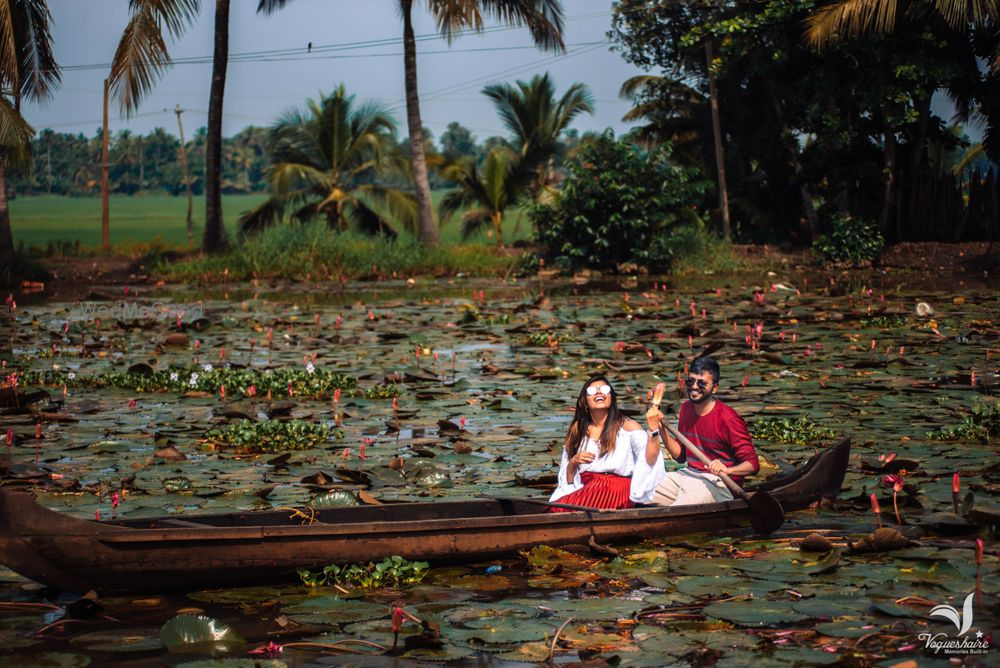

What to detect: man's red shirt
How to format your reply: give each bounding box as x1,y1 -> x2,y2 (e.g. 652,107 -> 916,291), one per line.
676,399 -> 760,485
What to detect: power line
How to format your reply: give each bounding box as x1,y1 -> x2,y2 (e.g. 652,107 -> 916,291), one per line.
58,11 -> 611,72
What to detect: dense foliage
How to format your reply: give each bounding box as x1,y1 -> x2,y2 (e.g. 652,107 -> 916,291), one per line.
204,419 -> 338,452
750,417 -> 836,444
813,214 -> 885,265
532,133 -> 708,270
610,0 -> 999,245
10,126 -> 270,197
927,400 -> 1000,443
297,556 -> 430,589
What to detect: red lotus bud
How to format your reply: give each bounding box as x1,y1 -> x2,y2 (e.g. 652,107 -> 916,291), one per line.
953,472 -> 960,494
869,493 -> 881,515
391,606 -> 405,633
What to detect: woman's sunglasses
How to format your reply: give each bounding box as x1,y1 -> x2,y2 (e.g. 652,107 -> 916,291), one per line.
585,384 -> 612,396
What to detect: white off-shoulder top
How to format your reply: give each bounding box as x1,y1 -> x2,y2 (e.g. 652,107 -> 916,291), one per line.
549,425 -> 666,505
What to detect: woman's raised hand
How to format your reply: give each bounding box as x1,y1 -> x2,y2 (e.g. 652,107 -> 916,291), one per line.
573,451 -> 596,465
645,406 -> 664,431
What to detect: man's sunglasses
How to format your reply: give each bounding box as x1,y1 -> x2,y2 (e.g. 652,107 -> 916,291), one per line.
586,384 -> 612,396
684,378 -> 712,390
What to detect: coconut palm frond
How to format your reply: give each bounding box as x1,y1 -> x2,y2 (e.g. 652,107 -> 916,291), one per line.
356,183 -> 419,234
267,162 -> 329,197
460,208 -> 493,240
238,197 -> 288,235
345,198 -> 398,237
804,0 -> 899,49
256,0 -> 296,14
12,0 -> 60,101
0,95 -> 34,168
109,0 -> 201,116
476,0 -> 565,51
0,1 -> 17,86
619,75 -> 663,100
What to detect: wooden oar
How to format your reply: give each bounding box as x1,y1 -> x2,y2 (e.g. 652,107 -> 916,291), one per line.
660,421 -> 784,535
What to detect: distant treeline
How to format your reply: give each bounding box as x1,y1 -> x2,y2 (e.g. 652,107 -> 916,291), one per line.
8,121 -> 569,198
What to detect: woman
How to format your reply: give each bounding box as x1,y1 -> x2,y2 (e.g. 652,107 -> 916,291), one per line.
549,375 -> 665,511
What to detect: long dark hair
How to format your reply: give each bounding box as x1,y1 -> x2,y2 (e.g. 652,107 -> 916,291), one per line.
564,374 -> 626,458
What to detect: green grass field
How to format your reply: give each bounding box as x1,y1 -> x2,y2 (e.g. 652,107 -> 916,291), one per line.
9,193 -> 530,252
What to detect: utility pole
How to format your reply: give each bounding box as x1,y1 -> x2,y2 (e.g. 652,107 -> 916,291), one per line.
706,41 -> 731,242
175,104 -> 194,245
101,78 -> 110,252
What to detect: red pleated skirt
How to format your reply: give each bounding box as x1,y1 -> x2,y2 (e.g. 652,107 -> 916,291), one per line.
547,472 -> 635,513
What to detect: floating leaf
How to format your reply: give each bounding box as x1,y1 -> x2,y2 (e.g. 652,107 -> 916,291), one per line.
703,600 -> 809,626
71,628 -> 164,653
160,615 -> 243,656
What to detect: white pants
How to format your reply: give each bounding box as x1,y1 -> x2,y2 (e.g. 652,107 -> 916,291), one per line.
653,468 -> 734,506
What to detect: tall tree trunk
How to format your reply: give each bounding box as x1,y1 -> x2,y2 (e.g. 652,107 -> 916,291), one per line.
767,84 -> 819,243
493,211 -> 505,248
706,41 -> 731,242
401,0 -> 439,246
904,92 -> 932,242
203,0 -> 230,255
101,78 -> 111,252
877,65 -> 896,239
0,160 -> 14,266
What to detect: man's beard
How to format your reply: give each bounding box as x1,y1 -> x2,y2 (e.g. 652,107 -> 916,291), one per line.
687,390 -> 712,404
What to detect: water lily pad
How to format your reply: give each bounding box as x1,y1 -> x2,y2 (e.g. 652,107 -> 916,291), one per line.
160,615 -> 243,655
186,585 -> 308,606
703,600 -> 809,626
71,628 -> 164,652
282,597 -> 386,624
11,652 -> 91,667
814,619 -> 881,638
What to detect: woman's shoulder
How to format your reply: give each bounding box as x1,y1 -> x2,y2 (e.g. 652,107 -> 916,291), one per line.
622,419 -> 644,432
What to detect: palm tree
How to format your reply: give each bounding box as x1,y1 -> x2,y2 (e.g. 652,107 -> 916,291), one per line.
804,0 -> 1000,235
238,86 -> 417,236
399,0 -> 565,247
0,0 -> 60,267
482,72 -> 593,203
805,0 -> 998,60
110,0 -> 284,255
439,148 -> 519,247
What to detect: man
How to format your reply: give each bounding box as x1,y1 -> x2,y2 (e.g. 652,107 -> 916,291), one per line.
645,356 -> 759,506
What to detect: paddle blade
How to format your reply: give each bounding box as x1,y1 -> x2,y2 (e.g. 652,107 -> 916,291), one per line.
651,382 -> 666,407
746,492 -> 785,535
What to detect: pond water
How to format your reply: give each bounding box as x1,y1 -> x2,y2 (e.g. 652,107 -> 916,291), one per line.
0,268 -> 997,666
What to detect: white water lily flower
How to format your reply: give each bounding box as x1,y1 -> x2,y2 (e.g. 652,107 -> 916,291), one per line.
169,371 -> 179,382
189,372 -> 199,386
306,362 -> 315,374
203,363 -> 213,372
67,371 -> 76,380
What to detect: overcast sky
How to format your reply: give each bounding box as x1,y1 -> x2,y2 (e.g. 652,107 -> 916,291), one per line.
26,0 -> 645,144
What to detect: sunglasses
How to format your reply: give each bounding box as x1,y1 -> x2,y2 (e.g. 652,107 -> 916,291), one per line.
684,378 -> 712,390
585,384 -> 612,396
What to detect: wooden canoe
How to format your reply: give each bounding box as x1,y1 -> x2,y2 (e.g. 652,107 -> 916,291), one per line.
0,437 -> 850,594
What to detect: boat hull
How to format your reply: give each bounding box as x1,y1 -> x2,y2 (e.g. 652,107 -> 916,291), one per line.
0,438 -> 850,594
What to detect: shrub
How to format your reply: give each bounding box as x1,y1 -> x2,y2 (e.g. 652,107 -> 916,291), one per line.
813,214 -> 884,265
532,132 -> 709,271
